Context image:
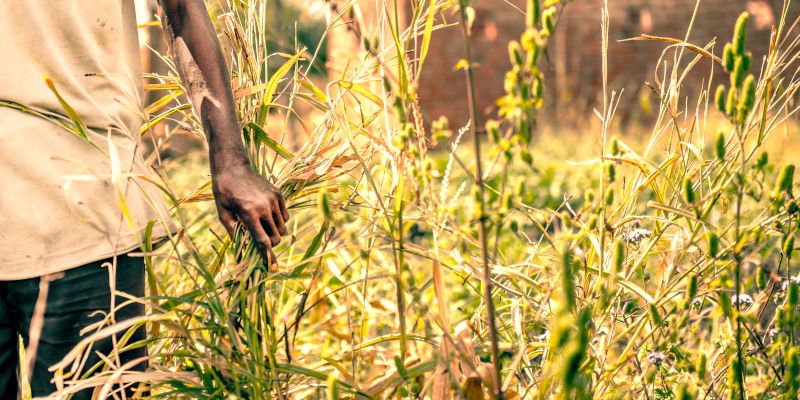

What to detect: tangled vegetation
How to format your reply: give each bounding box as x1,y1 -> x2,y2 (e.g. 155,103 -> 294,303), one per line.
45,0 -> 800,398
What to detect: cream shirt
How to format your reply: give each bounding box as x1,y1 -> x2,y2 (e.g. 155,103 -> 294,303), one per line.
0,1 -> 172,279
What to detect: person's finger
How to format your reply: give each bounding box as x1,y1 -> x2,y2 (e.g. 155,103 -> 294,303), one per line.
277,194 -> 289,221
271,199 -> 287,235
260,212 -> 282,246
242,212 -> 272,264
218,207 -> 238,238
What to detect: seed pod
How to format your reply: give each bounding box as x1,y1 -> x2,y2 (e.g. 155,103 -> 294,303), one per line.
318,190 -> 332,221
718,291 -> 733,318
756,152 -> 768,169
502,192 -> 513,212
677,385 -> 694,400
394,355 -> 409,380
542,7 -> 556,34
609,136 -> 620,155
393,96 -> 405,121
649,303 -> 662,326
604,187 -> 614,206
739,75 -> 756,114
723,43 -> 735,72
776,306 -> 786,330
613,239 -> 625,272
784,234 -> 795,256
687,273 -> 698,300
708,232 -> 720,258
715,131 -> 726,160
508,40 -> 524,66
733,12 -> 749,55
742,51 -> 752,72
789,281 -> 799,307
520,149 -> 533,165
725,87 -> 737,117
715,85 -> 727,114
774,164 -> 795,196
696,353 -> 708,379
533,77 -> 544,98
756,265 -> 768,290
606,163 -> 616,183
514,178 -> 525,197
683,177 -> 696,204
527,0 -> 540,29
731,56 -> 745,88
562,245 -> 576,311
587,215 -> 597,230
722,43 -> 736,72
728,357 -> 741,398
786,348 -> 800,388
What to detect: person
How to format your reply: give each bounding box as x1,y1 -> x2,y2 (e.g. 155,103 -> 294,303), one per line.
0,0 -> 289,397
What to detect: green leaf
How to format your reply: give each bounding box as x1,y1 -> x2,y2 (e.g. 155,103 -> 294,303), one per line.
246,122 -> 294,160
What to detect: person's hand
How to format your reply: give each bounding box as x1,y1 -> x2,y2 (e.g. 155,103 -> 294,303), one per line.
212,164 -> 289,265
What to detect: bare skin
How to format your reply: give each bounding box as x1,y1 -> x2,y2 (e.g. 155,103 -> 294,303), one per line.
157,0 -> 289,264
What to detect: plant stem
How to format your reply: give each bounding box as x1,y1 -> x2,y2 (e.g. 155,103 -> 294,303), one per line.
457,3 -> 503,399
734,126 -> 746,400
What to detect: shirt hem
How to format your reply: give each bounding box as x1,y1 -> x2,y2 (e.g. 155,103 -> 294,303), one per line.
0,224 -> 174,281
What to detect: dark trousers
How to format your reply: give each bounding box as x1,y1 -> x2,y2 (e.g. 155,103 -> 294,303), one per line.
0,254 -> 147,399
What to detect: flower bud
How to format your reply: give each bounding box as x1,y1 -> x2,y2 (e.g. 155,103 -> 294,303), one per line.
609,136 -> 620,155
715,131 -> 726,160
725,86 -> 737,117
683,177 -> 696,204
604,187 -> 614,206
723,43 -> 735,72
739,74 -> 756,115
708,232 -> 720,258
715,85 -> 727,114
606,163 -> 616,183
508,40 -> 524,66
731,56 -> 745,88
784,234 -> 795,257
527,0 -> 540,29
649,303 -> 662,326
613,239 -> 625,272
687,273 -> 698,300
733,12 -> 749,55
696,353 -> 707,379
756,266 -> 768,290
774,164 -> 795,197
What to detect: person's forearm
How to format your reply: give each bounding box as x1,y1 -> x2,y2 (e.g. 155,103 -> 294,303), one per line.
158,0 -> 248,174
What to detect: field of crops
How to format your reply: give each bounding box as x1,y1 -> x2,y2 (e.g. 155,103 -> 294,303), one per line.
43,0 -> 800,398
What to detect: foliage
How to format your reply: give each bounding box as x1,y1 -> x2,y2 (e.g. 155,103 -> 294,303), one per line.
46,0 -> 800,399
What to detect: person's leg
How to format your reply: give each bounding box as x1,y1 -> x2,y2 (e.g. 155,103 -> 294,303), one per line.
0,281 -> 20,399
9,254 -> 147,399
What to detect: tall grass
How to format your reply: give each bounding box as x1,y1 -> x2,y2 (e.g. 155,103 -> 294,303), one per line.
41,0 -> 800,399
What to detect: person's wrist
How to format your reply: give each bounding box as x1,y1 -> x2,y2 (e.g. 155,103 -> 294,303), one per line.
211,151 -> 251,178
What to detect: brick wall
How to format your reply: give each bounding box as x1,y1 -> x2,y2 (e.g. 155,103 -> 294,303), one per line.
330,0 -> 795,126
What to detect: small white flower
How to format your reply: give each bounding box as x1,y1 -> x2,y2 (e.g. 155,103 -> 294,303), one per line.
537,331 -> 550,342
622,228 -> 652,244
690,297 -> 704,309
768,329 -> 780,341
646,351 -> 667,366
731,294 -> 754,309
779,276 -> 800,292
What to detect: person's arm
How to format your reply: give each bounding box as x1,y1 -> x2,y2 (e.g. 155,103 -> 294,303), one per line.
157,0 -> 289,264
